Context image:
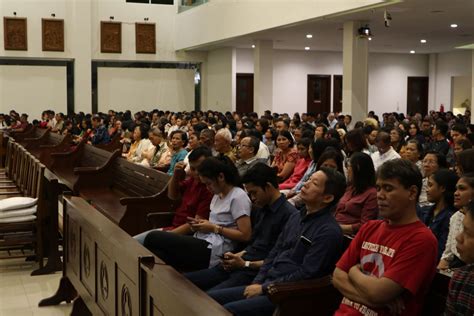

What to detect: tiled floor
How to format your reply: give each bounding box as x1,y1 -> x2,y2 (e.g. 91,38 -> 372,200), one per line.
0,257 -> 72,316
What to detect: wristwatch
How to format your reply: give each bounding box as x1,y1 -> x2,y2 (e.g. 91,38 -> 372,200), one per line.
245,261 -> 250,268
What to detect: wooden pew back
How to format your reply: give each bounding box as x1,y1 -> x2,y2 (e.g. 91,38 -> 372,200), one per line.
63,195 -> 229,316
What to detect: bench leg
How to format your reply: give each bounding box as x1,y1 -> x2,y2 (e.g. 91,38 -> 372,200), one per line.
38,276 -> 76,307
71,296 -> 92,316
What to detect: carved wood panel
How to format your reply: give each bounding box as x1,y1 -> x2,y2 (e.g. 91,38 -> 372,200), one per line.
42,18 -> 64,52
97,247 -> 115,315
101,21 -> 122,53
135,23 -> 156,54
117,268 -> 139,316
80,229 -> 96,296
67,216 -> 80,277
3,17 -> 27,51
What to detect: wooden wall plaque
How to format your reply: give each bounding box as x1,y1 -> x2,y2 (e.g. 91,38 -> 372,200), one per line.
42,19 -> 64,52
4,17 -> 27,51
135,23 -> 156,54
101,21 -> 122,53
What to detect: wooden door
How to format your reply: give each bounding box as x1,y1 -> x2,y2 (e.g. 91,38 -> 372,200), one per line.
407,77 -> 429,116
236,73 -> 254,114
307,75 -> 331,114
333,75 -> 343,113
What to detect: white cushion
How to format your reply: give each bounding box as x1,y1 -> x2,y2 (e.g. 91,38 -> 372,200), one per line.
0,215 -> 36,223
0,206 -> 37,219
0,197 -> 38,212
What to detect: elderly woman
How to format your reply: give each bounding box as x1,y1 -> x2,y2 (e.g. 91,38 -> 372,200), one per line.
125,125 -> 154,163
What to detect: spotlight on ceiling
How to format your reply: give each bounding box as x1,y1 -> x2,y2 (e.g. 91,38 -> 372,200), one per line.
305,47 -> 310,51
410,50 -> 416,54
420,39 -> 427,43
306,34 -> 313,39
450,24 -> 458,28
357,25 -> 372,38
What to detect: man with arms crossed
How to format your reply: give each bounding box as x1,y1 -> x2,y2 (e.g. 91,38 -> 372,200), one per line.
333,159 -> 438,315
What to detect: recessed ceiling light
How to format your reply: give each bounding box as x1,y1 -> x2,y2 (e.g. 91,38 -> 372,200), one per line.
306,34 -> 313,39
368,37 -> 372,41
450,24 -> 458,28
305,47 -> 310,51
410,50 -> 416,54
420,39 -> 427,43
251,44 -> 255,48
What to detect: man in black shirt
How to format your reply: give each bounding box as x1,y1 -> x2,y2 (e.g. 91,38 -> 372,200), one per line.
185,163 -> 296,290
208,167 -> 346,316
425,120 -> 450,155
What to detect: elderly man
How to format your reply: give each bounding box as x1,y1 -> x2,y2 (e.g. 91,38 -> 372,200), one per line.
214,128 -> 236,162
236,136 -> 268,176
371,131 -> 400,170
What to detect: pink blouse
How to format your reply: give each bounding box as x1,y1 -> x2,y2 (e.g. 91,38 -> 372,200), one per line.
272,148 -> 298,175
334,186 -> 378,233
279,156 -> 312,190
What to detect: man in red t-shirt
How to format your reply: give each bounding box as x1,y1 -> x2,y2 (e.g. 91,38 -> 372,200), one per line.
333,159 -> 438,315
134,146 -> 213,243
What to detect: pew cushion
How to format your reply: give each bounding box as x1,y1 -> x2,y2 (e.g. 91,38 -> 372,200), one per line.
0,197 -> 38,212
0,215 -> 36,223
0,206 -> 37,218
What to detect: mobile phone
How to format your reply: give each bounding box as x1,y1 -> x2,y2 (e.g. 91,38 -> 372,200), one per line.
300,235 -> 312,246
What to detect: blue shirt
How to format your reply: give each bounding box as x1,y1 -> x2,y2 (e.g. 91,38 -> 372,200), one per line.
167,149 -> 188,176
417,205 -> 454,260
294,161 -> 317,192
253,205 -> 343,291
91,126 -> 111,145
243,194 -> 298,261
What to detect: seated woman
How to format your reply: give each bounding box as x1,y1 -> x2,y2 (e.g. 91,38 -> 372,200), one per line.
278,138 -> 312,190
143,156 -> 252,271
417,169 -> 458,260
125,125 -> 153,163
404,139 -> 424,174
288,147 -> 344,207
334,152 -> 378,235
438,173 -> 474,270
390,127 -> 406,153
420,151 -> 448,207
271,130 -> 298,181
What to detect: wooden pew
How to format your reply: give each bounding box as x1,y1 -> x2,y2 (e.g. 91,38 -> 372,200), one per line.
94,132 -> 122,152
268,270 -> 451,316
17,127 -> 49,146
0,142 -> 47,264
39,195 -> 230,316
24,132 -> 72,168
9,124 -> 34,142
76,157 -> 175,235
50,142 -> 120,193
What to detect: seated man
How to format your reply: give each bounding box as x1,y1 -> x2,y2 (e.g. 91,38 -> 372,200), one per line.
236,136 -> 268,177
370,131 -> 400,171
89,115 -> 111,145
333,159 -> 438,315
134,146 -> 213,243
185,163 -> 296,290
445,200 -> 474,315
208,167 -> 346,316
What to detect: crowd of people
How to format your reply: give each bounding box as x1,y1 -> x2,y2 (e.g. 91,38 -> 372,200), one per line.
4,107 -> 474,315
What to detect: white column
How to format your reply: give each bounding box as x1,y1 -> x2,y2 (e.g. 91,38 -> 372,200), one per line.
428,53 -> 438,113
68,0 -> 93,114
205,48 -> 235,112
342,21 -> 368,123
253,40 -> 273,116
471,50 -> 474,123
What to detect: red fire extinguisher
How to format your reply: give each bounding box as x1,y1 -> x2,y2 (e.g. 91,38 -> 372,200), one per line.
440,104 -> 445,113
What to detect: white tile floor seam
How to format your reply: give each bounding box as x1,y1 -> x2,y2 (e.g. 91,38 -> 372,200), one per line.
0,258 -> 72,316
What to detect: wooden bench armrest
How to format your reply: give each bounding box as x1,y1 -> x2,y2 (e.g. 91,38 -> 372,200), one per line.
23,136 -> 43,142
268,276 -> 334,303
119,191 -> 166,205
51,150 -> 76,157
146,212 -> 175,228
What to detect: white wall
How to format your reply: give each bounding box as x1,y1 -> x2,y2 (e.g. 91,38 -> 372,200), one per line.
434,50 -> 472,110
205,48 -> 236,112
452,76 -> 472,108
175,0 -> 388,50
235,48 -> 429,116
0,0 -> 207,115
0,65 -> 67,120
97,67 -> 195,113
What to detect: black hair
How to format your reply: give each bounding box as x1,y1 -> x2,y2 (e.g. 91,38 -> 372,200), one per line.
275,130 -> 294,148
136,124 -> 150,140
406,139 -> 424,159
345,128 -> 368,154
170,130 -> 188,147
457,148 -> 474,175
241,163 -> 278,189
197,156 -> 241,187
431,169 -> 459,209
349,152 -> 376,195
377,159 -> 423,200
319,167 -> 347,207
246,136 -> 260,155
451,123 -> 468,136
435,120 -> 449,136
188,146 -> 212,162
316,148 -> 345,176
375,131 -> 391,145
467,200 -> 474,220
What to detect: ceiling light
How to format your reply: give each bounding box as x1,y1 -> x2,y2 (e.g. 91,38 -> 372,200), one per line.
305,47 -> 310,51
450,24 -> 458,28
368,37 -> 372,41
420,39 -> 427,43
410,50 -> 415,54
251,45 -> 255,48
306,34 -> 313,39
